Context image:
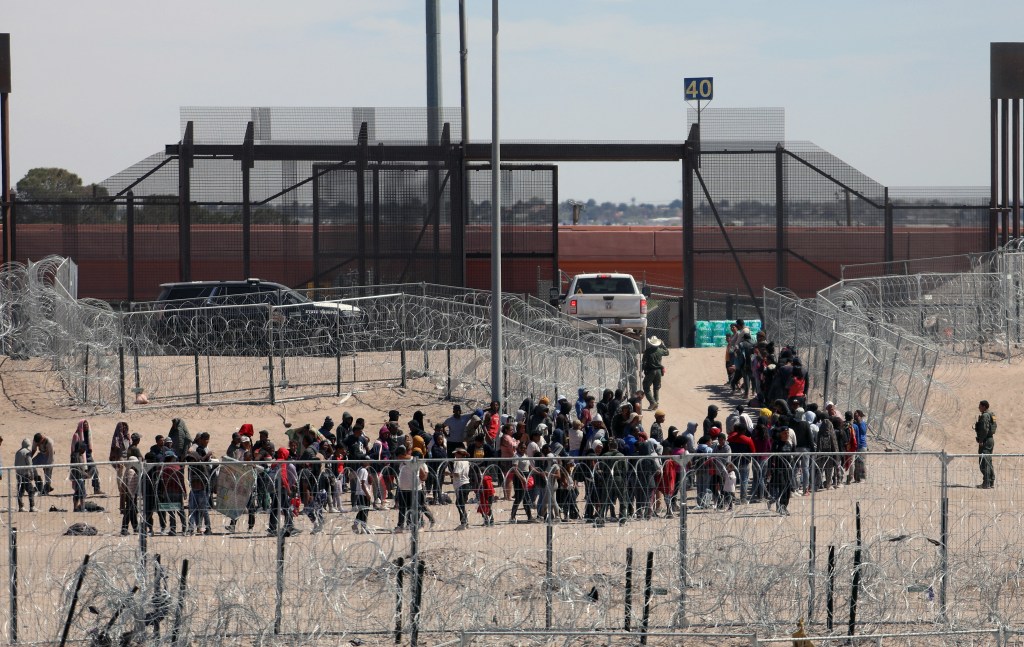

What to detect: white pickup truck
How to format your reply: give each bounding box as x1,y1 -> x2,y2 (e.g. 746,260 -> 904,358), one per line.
552,273 -> 649,335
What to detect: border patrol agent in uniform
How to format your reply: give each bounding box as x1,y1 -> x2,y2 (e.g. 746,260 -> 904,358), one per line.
975,400 -> 996,489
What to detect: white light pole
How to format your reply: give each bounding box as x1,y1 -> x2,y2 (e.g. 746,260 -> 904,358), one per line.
489,0 -> 503,405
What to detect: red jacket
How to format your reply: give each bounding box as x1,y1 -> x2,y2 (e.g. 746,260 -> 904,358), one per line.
727,431 -> 756,455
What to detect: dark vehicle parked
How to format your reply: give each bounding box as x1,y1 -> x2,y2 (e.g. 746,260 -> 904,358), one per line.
146,279 -> 366,356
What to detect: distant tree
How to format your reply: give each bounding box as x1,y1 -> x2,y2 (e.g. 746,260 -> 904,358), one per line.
15,167 -> 115,223
17,167 -> 86,200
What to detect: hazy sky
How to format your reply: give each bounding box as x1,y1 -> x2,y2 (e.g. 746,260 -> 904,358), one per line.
5,1 -> 1022,203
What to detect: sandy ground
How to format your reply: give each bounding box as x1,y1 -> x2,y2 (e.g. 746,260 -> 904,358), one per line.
0,348 -> 1022,645
0,347 -> 1016,464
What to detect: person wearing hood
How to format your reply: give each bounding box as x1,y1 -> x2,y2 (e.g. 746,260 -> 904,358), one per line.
597,389 -> 616,421
318,416 -> 337,445
727,423 -> 756,503
335,413 -> 356,444
692,435 -> 715,508
791,408 -> 816,495
575,388 -> 589,420
766,425 -> 795,515
681,423 -> 698,453
611,403 -> 633,440
555,398 -> 572,430
71,420 -> 103,496
702,406 -> 720,438
110,421 -> 131,462
633,437 -> 659,519
528,399 -> 552,436
725,407 -> 753,437
168,418 -> 193,466
268,448 -> 298,536
598,436 -> 628,524
815,418 -> 841,490
408,411 -> 426,438
70,441 -> 89,512
15,438 -> 36,512
158,453 -> 187,535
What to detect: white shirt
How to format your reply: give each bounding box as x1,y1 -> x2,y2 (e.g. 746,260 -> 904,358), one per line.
724,471 -> 737,494
356,466 -> 370,497
526,441 -> 542,469
452,460 -> 471,488
397,460 -> 427,491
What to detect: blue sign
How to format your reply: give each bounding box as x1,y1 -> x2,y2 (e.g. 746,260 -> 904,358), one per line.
684,77 -> 713,101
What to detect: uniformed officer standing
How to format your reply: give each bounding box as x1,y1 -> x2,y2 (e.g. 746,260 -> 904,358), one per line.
975,400 -> 996,489
641,336 -> 670,411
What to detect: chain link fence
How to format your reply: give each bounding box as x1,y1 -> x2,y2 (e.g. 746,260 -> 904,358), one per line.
0,257 -> 640,413
0,452 -> 1021,645
764,241 -> 1024,450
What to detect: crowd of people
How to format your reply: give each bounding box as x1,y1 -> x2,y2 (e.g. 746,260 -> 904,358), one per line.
3,322 -> 897,535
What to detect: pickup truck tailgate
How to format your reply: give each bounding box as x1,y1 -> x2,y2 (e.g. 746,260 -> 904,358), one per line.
574,295 -> 644,319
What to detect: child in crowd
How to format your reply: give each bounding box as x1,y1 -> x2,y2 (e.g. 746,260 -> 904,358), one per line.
477,473 -> 496,526
722,462 -> 738,511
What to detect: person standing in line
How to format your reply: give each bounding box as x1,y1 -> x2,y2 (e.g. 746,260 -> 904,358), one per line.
119,457 -> 141,535
451,447 -> 472,530
702,405 -> 720,439
159,454 -> 188,535
444,404 -> 473,454
71,420 -> 103,495
852,410 -> 868,483
168,418 -> 193,467
641,336 -> 670,411
268,448 -> 298,536
352,458 -> 373,533
975,400 -> 997,489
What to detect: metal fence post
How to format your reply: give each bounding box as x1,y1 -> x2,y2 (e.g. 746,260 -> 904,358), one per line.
8,474 -> 16,645
267,304 -> 276,405
335,309 -> 342,397
676,496 -> 688,627
274,503 -> 285,634
822,324 -> 836,405
138,460 -> 147,556
118,345 -> 126,414
410,454 -> 421,647
193,351 -> 201,406
625,546 -> 634,631
545,486 -> 554,630
939,452 -> 949,623
83,345 -> 90,403
808,479 -> 817,622
422,283 -> 430,371
400,295 -> 408,389
446,348 -> 452,400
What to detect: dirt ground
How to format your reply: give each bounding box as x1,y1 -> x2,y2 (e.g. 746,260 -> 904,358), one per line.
0,348 -> 1021,645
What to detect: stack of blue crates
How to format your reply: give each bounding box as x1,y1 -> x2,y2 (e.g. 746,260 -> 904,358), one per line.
696,320 -> 762,348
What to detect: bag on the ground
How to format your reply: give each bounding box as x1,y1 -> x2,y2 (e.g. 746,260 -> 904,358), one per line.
65,523 -> 98,536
